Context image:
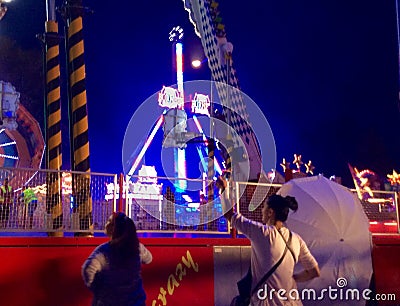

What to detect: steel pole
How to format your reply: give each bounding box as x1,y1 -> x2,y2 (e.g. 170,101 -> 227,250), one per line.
64,0 -> 92,235
44,0 -> 63,235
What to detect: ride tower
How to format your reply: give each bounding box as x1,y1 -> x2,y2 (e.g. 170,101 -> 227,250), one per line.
168,26 -> 187,192
184,0 -> 263,182
184,0 -> 276,215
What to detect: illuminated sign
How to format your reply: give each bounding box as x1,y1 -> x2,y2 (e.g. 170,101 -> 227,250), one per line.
158,86 -> 184,109
191,93 -> 210,116
105,182 -> 162,201
387,170 -> 400,185
105,165 -> 162,201
130,165 -> 162,200
138,165 -> 158,184
129,182 -> 162,198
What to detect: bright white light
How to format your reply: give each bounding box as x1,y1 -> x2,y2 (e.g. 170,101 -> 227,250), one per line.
169,26 -> 184,42
182,195 -> 192,202
384,222 -> 398,226
192,59 -> 201,68
0,141 -> 16,147
0,153 -> 18,160
2,0 -> 13,3
128,115 -> 164,176
191,93 -> 210,116
176,43 -> 184,94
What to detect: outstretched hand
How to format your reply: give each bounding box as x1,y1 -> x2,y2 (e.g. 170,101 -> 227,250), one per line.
215,175 -> 227,191
216,174 -> 234,220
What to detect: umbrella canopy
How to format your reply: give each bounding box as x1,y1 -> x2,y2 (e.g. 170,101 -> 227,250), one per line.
277,175 -> 373,305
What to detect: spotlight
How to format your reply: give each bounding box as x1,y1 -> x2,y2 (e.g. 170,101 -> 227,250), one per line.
169,26 -> 184,43
191,59 -> 201,68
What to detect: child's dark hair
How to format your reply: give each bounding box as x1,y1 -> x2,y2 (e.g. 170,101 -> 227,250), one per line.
109,212 -> 140,266
267,194 -> 298,222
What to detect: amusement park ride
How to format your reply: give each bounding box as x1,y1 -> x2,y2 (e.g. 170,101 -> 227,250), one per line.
0,2 -> 399,306
1,0 -> 397,229
0,81 -> 45,170
124,0 -> 269,215
93,0 -> 273,229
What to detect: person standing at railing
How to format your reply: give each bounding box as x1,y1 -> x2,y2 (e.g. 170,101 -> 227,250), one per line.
19,186 -> 38,229
0,178 -> 13,228
82,212 -> 153,306
216,175 -> 320,306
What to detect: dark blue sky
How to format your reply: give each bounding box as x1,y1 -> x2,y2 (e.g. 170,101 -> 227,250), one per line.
1,0 -> 400,187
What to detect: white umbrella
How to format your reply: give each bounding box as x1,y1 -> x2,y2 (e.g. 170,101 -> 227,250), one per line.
277,175 -> 373,305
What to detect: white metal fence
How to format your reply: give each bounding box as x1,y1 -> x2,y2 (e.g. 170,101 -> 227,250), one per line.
0,168 -> 398,235
125,175 -> 228,232
0,167 -> 117,233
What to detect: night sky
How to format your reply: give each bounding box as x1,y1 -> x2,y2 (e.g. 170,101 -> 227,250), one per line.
1,0 -> 400,187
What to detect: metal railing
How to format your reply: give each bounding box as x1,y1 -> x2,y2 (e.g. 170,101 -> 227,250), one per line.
350,188 -> 399,233
0,167 -> 117,233
125,175 -> 228,233
0,168 -> 398,235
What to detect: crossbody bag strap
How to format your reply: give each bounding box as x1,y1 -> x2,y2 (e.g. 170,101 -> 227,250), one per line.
277,229 -> 296,262
251,231 -> 293,296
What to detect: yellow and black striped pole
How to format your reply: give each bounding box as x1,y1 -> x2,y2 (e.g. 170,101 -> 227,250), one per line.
44,2 -> 63,235
64,0 -> 92,234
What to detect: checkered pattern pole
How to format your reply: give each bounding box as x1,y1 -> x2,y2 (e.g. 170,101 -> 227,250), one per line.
184,0 -> 262,179
64,0 -> 92,233
44,17 -> 63,233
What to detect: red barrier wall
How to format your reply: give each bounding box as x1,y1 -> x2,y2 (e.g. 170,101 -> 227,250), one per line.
0,235 -> 398,305
371,235 -> 400,304
0,238 -> 98,306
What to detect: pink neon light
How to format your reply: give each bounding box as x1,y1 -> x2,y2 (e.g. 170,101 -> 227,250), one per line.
193,115 -> 208,145
174,42 -> 186,189
128,115 -> 164,176
177,148 -> 186,189
176,43 -> 184,104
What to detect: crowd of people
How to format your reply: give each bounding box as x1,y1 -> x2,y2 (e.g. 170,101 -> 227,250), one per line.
0,177 -> 38,229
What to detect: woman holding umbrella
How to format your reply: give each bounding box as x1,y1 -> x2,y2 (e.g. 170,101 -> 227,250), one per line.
217,175 -> 320,306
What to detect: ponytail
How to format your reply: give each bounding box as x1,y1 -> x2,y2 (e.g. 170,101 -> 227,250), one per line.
267,194 -> 298,222
284,196 -> 298,212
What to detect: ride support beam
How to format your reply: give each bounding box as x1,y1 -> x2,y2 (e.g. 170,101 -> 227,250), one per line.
64,0 -> 92,234
44,2 -> 63,235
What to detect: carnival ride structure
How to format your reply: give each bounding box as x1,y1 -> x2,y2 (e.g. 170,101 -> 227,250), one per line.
123,0 -> 270,220
0,81 -> 45,184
